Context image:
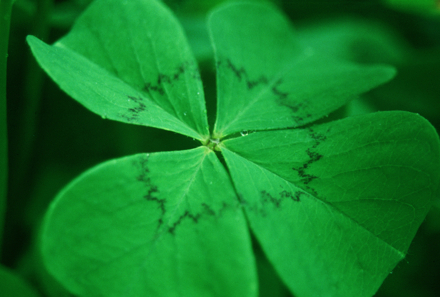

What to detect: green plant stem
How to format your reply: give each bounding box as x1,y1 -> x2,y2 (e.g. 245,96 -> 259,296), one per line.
0,0 -> 14,256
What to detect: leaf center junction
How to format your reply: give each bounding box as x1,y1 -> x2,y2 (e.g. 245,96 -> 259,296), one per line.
204,138 -> 221,151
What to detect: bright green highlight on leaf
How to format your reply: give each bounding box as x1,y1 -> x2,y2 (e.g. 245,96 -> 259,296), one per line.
208,2 -> 396,138
26,0 -> 440,297
27,0 -> 209,140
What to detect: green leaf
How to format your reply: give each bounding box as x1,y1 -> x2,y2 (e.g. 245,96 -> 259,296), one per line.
297,18 -> 409,65
0,265 -> 40,297
222,111 -> 440,297
41,147 -> 257,297
27,0 -> 209,140
208,2 -> 396,138
297,17 -> 440,123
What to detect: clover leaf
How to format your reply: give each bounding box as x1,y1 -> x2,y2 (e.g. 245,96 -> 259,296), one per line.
27,0 -> 209,140
27,0 -> 440,296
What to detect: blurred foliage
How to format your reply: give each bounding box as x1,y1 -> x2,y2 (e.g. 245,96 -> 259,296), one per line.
2,0 -> 440,296
384,0 -> 440,15
0,264 -> 40,297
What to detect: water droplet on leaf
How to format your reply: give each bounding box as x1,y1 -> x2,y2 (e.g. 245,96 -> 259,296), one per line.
184,112 -> 187,116
240,130 -> 248,136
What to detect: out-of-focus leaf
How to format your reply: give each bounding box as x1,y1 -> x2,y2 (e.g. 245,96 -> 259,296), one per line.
369,52 -> 440,123
297,18 -> 409,64
0,265 -> 40,297
297,17 -> 440,125
384,0 -> 440,15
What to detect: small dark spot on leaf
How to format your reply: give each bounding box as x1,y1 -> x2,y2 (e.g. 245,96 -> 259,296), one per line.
126,96 -> 147,119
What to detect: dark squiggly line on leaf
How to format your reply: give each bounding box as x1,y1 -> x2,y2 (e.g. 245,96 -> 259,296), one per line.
136,155 -> 166,229
271,78 -> 313,124
119,60 -> 202,123
261,190 -> 282,207
261,189 -> 302,206
238,189 -> 303,217
217,58 -> 312,125
280,190 -> 303,202
142,60 -> 201,96
135,156 -> 234,234
220,59 -> 269,90
168,202 -> 230,234
292,128 -> 327,196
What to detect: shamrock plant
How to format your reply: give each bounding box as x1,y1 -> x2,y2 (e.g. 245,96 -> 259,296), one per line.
27,0 -> 440,296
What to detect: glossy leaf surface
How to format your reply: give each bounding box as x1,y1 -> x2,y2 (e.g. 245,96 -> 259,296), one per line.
41,148 -> 257,297
222,111 -> 440,297
27,0 -> 209,140
208,3 -> 396,137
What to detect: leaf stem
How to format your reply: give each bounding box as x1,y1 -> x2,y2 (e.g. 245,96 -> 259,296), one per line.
0,0 -> 14,255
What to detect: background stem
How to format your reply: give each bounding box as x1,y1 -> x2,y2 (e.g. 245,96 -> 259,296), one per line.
0,0 -> 14,256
